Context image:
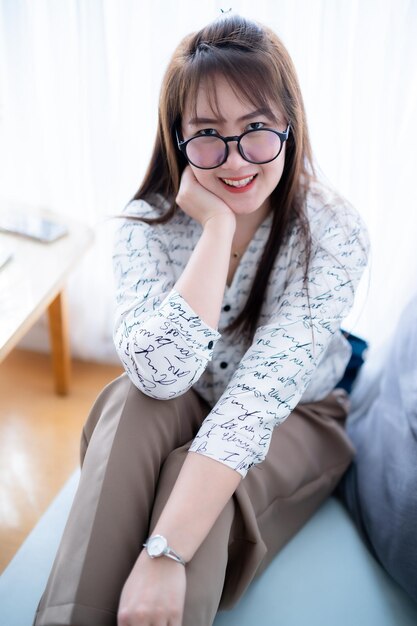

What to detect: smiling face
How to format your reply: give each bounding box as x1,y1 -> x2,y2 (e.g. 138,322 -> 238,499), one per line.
181,75 -> 287,219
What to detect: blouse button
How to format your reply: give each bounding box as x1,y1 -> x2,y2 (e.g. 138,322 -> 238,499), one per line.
208,341 -> 214,349
220,361 -> 228,369
223,304 -> 231,312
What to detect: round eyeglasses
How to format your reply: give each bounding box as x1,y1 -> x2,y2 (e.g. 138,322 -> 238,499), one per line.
176,124 -> 291,170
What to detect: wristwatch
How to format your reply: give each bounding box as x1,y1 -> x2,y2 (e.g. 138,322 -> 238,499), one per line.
143,534 -> 186,566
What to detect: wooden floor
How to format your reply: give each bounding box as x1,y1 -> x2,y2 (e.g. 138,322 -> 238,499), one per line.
0,349 -> 122,573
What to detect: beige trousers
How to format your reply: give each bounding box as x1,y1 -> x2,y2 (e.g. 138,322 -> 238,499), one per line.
34,373 -> 354,626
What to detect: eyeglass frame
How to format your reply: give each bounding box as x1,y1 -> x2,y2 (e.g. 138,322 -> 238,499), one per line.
175,123 -> 291,170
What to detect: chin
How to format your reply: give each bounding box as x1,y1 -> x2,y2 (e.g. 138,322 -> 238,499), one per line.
227,198 -> 267,216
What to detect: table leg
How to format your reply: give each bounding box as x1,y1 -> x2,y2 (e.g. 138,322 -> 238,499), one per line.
47,290 -> 71,395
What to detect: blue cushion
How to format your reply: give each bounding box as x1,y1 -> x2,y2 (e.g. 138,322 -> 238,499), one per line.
336,330 -> 369,393
1,471 -> 416,626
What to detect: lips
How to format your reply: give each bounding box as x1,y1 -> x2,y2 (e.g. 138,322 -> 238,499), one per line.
221,174 -> 256,187
219,173 -> 258,193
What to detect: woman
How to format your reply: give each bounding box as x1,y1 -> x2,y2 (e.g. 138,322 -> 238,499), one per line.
34,13 -> 369,626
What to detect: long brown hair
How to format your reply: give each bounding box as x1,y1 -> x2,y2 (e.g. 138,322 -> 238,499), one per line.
131,14 -> 315,342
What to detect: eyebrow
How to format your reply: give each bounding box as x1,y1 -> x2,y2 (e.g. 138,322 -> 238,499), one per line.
187,107 -> 279,126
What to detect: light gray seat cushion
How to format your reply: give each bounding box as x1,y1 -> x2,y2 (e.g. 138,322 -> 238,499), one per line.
1,470 -> 417,626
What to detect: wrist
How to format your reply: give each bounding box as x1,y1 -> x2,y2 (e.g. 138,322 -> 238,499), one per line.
143,534 -> 187,566
203,212 -> 236,234
138,548 -> 184,572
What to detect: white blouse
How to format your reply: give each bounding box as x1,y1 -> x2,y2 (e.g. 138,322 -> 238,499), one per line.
113,183 -> 369,477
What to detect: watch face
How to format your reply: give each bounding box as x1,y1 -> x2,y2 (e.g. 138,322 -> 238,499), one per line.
147,535 -> 167,557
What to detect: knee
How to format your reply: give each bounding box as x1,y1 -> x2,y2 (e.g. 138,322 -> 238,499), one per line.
157,445 -> 190,491
80,373 -> 131,465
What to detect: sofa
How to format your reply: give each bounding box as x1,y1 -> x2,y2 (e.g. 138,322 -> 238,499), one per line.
1,322 -> 417,625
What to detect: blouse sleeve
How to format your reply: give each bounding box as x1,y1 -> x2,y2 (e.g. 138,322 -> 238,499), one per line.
188,201 -> 370,478
113,200 -> 221,399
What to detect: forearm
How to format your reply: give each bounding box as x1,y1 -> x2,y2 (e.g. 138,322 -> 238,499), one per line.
174,215 -> 235,330
113,213 -> 233,397
150,452 -> 241,562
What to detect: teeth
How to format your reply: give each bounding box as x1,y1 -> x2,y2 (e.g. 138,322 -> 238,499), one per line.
222,175 -> 255,188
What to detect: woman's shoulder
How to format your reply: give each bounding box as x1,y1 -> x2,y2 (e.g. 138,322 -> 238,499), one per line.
121,194 -> 194,229
305,179 -> 368,240
306,179 -> 355,218
121,193 -> 170,220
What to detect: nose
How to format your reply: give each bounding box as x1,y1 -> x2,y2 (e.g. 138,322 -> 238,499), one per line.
223,139 -> 247,169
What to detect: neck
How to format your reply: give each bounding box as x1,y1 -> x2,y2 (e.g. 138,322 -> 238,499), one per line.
232,200 -> 271,249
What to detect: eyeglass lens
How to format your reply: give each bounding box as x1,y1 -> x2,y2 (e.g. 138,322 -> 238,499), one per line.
185,130 -> 282,168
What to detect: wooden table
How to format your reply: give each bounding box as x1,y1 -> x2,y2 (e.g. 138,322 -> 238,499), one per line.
0,209 -> 93,395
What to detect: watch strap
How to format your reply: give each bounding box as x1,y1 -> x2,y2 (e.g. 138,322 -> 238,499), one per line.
164,547 -> 186,566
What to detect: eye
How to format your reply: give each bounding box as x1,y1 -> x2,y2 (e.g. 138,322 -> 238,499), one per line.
197,128 -> 219,136
247,121 -> 265,131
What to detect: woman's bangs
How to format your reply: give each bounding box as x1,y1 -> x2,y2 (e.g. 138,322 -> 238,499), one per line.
180,48 -> 283,126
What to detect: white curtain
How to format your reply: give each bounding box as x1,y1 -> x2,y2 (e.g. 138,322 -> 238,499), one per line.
0,0 -> 416,362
